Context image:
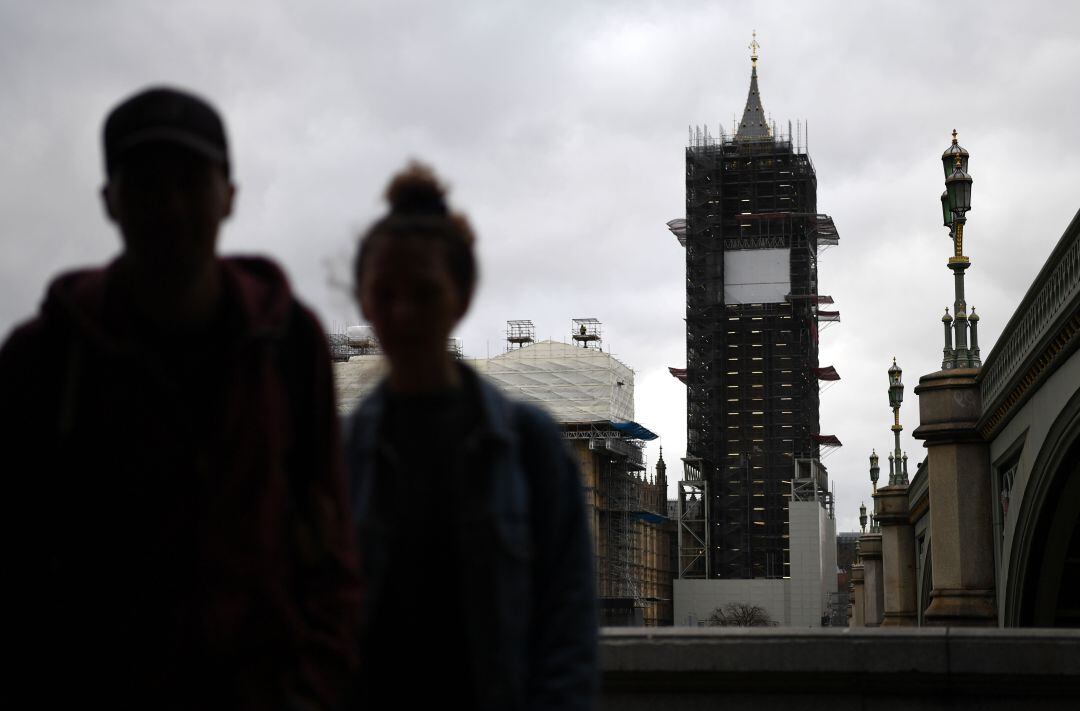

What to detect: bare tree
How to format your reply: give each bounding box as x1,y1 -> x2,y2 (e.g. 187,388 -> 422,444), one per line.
707,602 -> 777,627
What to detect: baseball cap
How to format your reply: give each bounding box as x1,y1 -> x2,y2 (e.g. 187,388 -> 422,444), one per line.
103,86 -> 230,177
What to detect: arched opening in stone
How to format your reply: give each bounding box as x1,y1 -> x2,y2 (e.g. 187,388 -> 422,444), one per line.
1013,396 -> 1080,627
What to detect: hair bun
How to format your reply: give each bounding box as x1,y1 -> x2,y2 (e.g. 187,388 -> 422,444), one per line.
385,162 -> 448,216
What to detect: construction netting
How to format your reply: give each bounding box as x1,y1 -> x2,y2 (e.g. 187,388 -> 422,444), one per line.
473,340 -> 634,423
334,339 -> 636,424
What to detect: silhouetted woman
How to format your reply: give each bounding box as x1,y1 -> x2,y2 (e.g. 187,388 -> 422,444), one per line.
345,164 -> 597,710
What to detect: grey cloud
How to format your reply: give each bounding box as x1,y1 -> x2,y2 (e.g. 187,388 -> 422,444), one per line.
2,0 -> 1078,534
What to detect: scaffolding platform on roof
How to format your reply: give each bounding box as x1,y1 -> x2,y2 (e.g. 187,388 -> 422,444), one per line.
572,318 -> 602,349
327,325 -> 380,362
506,319 -> 535,349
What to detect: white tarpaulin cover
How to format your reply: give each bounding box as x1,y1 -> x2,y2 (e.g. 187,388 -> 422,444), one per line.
334,340 -> 635,424
724,248 -> 790,304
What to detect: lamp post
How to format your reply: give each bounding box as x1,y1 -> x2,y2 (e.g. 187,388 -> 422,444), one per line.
869,449 -> 880,492
941,130 -> 981,369
859,502 -> 867,533
887,358 -> 908,485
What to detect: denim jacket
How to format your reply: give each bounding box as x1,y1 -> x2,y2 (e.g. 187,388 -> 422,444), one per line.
345,364 -> 598,710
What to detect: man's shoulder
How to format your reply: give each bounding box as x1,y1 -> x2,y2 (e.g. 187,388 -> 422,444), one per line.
2,263 -> 110,346
280,296 -> 326,345
0,316 -> 53,370
0,265 -> 100,371
0,309 -> 75,423
219,255 -> 327,345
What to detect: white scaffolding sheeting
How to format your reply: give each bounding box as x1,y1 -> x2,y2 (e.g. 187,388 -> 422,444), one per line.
473,340 -> 634,423
333,340 -> 635,423
334,354 -> 389,415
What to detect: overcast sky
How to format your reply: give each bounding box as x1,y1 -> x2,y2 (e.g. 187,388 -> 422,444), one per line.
3,0 -> 1078,533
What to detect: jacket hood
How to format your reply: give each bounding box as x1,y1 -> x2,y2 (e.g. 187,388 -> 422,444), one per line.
40,255 -> 297,354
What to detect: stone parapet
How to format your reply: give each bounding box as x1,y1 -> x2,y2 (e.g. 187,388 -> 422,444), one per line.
913,368 -> 996,626
857,533 -> 881,559
914,368 -> 982,443
857,533 -> 884,626
873,485 -> 910,524
850,564 -> 865,627
874,485 -> 918,626
601,627 -> 1080,710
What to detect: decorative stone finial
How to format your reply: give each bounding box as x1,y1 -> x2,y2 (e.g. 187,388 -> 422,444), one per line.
969,306 -> 982,367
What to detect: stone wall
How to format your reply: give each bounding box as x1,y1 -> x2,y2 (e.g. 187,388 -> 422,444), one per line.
601,627 -> 1080,710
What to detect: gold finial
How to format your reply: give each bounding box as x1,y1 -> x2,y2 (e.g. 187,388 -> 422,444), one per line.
952,128 -> 958,145
749,30 -> 760,66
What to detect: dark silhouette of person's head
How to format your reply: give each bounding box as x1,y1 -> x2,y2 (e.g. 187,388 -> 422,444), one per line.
353,163 -> 477,385
101,87 -> 235,285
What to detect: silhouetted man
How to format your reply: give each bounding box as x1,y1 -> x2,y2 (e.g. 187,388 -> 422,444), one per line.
1,87 -> 361,709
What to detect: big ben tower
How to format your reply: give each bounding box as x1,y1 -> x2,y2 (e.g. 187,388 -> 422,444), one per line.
672,34 -> 841,580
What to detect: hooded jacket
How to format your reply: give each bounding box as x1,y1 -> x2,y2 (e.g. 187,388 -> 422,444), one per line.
1,256 -> 361,709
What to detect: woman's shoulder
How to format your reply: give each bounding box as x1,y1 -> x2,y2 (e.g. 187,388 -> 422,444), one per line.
465,367 -> 558,434
342,378 -> 389,452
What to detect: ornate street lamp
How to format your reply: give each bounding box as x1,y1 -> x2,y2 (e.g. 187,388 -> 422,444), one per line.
859,502 -> 868,533
884,358 -> 909,485
940,130 -> 981,369
888,358 -> 904,408
942,129 -> 969,176
946,157 -> 973,259
942,129 -> 969,177
869,449 -> 880,492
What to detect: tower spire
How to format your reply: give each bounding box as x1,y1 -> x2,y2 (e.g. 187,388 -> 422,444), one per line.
736,30 -> 771,141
